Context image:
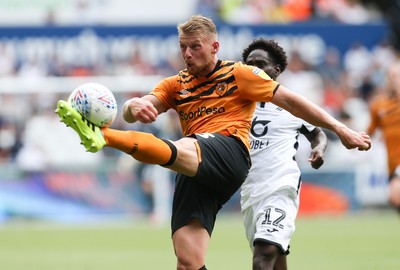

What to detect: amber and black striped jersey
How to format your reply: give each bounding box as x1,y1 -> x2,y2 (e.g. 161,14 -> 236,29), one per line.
150,60 -> 280,150
367,95 -> 400,176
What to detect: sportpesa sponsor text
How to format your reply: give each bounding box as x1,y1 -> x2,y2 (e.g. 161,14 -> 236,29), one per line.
179,106 -> 225,121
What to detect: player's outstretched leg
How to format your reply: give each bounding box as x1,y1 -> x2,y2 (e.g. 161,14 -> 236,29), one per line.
55,100 -> 106,153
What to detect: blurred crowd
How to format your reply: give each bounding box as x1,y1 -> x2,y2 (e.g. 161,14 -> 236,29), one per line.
39,0 -> 391,26
0,0 -> 398,171
199,0 -> 385,25
0,0 -> 397,222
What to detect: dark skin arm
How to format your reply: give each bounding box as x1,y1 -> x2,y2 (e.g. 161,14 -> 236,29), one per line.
302,127 -> 328,169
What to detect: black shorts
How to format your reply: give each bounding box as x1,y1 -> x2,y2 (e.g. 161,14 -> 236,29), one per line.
171,133 -> 251,236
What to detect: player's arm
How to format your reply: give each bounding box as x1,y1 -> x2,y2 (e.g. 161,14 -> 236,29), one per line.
303,127 -> 327,169
271,85 -> 371,151
122,94 -> 167,124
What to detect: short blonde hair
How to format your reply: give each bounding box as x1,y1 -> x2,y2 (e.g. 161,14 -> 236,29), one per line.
178,15 -> 217,40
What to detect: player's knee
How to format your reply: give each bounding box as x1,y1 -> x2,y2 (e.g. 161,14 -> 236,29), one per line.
175,240 -> 205,270
167,137 -> 200,176
176,252 -> 204,270
173,230 -> 206,270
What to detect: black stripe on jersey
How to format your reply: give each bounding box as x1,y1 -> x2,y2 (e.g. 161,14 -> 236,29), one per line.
177,61 -> 235,85
205,59 -> 222,78
175,75 -> 237,105
177,70 -> 195,84
205,60 -> 235,78
217,60 -> 235,69
299,124 -> 313,135
174,62 -> 237,105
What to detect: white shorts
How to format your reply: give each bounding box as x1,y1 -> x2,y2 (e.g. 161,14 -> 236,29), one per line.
242,186 -> 300,254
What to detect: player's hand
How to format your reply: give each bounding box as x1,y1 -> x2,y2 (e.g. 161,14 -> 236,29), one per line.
123,97 -> 158,123
351,131 -> 371,151
308,150 -> 324,169
357,132 -> 372,151
336,126 -> 371,151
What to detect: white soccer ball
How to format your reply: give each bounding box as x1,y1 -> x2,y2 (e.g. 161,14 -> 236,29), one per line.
68,82 -> 118,127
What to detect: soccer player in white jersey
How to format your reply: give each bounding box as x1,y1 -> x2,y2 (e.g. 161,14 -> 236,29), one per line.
241,39 -> 328,270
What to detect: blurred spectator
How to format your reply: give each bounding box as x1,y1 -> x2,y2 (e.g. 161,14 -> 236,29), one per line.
279,51 -> 324,105
358,0 -> 400,51
0,118 -> 20,162
322,79 -> 348,116
330,0 -> 374,24
312,0 -> 336,21
368,40 -> 398,97
121,111 -> 180,225
112,50 -> 158,76
130,121 -> 163,218
221,0 -> 268,24
217,0 -> 382,24
128,50 -> 159,75
15,93 -> 103,170
264,0 -> 292,23
0,94 -> 32,133
158,51 -> 185,76
195,0 -> 223,23
342,93 -> 370,132
70,0 -> 102,25
0,44 -> 16,76
17,56 -> 48,78
343,42 -> 373,90
68,65 -> 94,77
372,39 -> 397,71
314,0 -> 381,24
319,47 -> 342,84
282,0 -> 313,22
47,54 -> 72,77
357,73 -> 375,101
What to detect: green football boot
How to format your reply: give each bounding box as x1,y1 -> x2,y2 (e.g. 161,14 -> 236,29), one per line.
55,100 -> 106,153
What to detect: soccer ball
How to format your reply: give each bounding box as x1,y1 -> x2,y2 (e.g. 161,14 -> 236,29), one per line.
68,82 -> 118,127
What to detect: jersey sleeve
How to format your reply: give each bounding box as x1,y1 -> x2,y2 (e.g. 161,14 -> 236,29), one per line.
299,122 -> 316,135
234,62 -> 279,102
149,76 -> 177,110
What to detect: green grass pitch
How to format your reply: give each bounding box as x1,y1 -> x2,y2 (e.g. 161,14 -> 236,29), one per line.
0,210 -> 398,270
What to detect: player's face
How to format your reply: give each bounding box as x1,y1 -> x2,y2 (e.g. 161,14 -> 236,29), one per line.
179,33 -> 218,77
245,49 -> 279,80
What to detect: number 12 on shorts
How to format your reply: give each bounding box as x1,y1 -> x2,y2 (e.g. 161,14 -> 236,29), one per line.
261,207 -> 285,230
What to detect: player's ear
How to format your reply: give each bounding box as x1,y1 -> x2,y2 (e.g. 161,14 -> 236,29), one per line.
275,65 -> 281,76
212,41 -> 219,54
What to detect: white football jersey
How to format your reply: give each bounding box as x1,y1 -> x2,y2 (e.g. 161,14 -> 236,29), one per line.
241,102 -> 316,210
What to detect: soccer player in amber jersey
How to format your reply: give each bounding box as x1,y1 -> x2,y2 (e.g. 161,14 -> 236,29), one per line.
56,15 -> 371,270
241,38 -> 327,270
367,61 -> 400,211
